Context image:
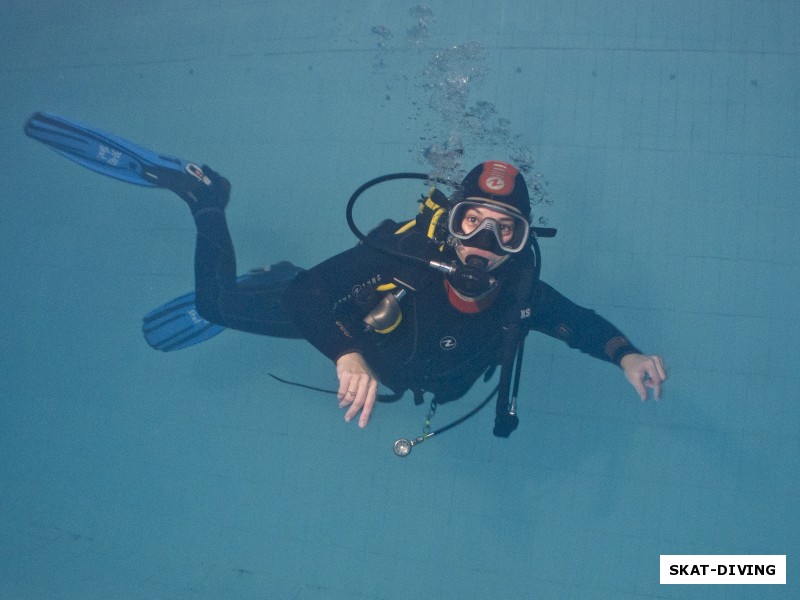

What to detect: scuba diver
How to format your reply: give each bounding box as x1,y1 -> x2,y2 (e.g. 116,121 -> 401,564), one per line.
25,113 -> 666,446
187,159 -> 666,430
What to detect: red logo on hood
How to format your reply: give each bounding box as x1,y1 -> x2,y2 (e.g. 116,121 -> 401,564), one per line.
478,161 -> 518,196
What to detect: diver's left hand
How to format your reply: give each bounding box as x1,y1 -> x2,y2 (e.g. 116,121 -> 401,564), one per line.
620,353 -> 667,401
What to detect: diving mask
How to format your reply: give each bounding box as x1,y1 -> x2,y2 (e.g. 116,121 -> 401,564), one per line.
447,200 -> 530,254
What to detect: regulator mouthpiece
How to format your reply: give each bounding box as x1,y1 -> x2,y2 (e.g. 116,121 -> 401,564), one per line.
446,256 -> 497,298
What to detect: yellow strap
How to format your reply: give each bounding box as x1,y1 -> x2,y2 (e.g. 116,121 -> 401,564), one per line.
394,219 -> 417,234
394,201 -> 445,240
427,206 -> 446,239
374,311 -> 403,334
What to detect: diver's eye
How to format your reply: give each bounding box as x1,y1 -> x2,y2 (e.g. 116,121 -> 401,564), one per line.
462,215 -> 480,231
498,222 -> 516,241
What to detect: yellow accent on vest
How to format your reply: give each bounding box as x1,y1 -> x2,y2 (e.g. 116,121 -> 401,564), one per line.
394,195 -> 446,244
374,311 -> 402,334
427,207 -> 445,239
394,219 -> 417,234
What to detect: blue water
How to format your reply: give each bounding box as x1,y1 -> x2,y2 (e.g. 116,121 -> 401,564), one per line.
1,1 -> 798,598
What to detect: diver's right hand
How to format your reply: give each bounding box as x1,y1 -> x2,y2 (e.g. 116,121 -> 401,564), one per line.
335,352 -> 379,428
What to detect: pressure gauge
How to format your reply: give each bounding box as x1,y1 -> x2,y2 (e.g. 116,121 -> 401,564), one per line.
393,438 -> 412,457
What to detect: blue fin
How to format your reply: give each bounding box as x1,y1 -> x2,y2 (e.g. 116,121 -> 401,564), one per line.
24,111 -> 207,189
141,288 -> 228,352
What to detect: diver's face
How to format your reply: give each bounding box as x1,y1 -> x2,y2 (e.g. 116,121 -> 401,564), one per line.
459,206 -> 518,243
454,206 -> 513,269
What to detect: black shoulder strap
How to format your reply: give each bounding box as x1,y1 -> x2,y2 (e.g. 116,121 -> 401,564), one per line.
493,238 -> 541,437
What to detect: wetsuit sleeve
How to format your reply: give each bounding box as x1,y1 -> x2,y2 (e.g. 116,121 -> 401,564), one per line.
529,281 -> 641,366
284,242 -> 395,363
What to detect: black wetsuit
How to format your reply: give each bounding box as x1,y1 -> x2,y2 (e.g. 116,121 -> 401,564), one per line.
191,207 -> 640,402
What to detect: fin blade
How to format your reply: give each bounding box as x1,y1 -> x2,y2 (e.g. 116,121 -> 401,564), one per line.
141,273 -> 259,352
142,290 -> 226,352
24,111 -> 190,187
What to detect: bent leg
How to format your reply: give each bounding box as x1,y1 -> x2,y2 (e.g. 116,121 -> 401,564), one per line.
193,207 -> 303,338
175,166 -> 303,338
193,207 -> 237,324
